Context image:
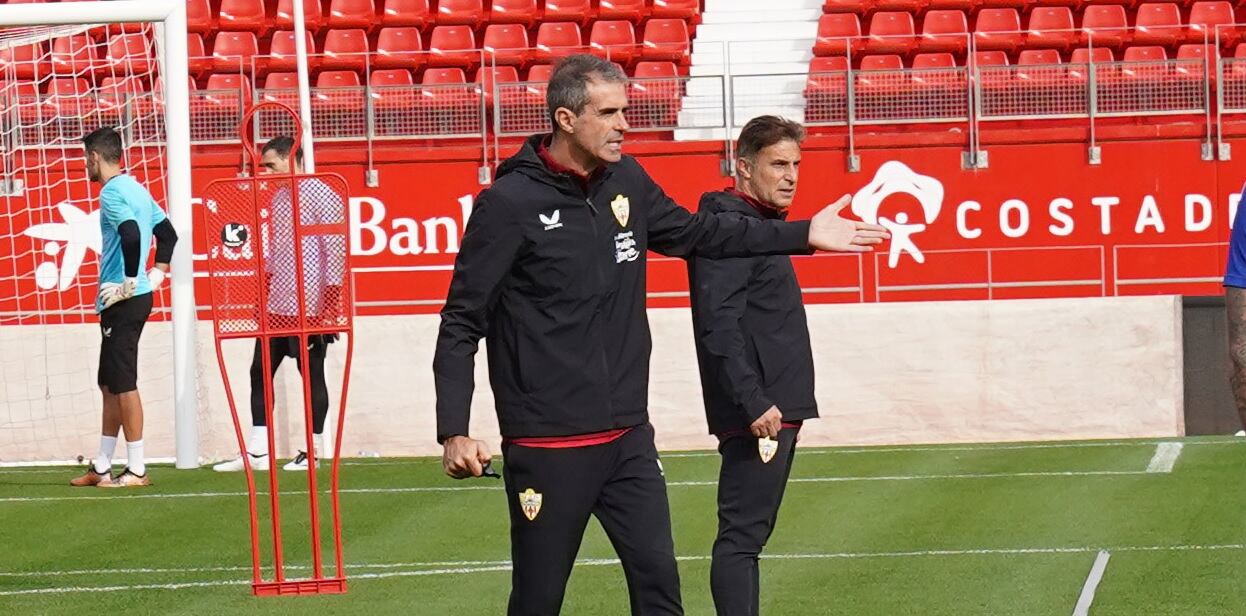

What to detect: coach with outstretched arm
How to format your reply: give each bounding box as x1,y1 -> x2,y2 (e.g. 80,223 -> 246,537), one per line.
432,54 -> 889,615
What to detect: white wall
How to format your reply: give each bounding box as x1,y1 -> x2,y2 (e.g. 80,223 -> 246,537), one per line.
0,295 -> 1184,464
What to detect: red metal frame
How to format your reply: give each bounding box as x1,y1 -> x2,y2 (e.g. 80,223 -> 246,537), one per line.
201,101 -> 354,596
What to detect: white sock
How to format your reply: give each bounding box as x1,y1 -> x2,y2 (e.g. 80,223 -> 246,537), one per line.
95,436 -> 117,474
126,440 -> 145,476
248,426 -> 269,456
313,433 -> 325,458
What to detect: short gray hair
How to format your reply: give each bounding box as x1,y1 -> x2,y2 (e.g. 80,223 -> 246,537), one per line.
546,54 -> 628,129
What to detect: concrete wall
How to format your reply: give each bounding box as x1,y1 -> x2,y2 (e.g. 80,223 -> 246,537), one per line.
0,295 -> 1185,464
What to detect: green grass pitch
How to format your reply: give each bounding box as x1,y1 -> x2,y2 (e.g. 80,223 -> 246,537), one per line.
2,437 -> 1245,614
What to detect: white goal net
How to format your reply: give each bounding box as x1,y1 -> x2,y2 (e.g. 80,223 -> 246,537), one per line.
0,1 -> 201,466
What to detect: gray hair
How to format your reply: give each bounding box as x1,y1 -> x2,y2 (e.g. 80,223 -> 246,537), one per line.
546,54 -> 628,130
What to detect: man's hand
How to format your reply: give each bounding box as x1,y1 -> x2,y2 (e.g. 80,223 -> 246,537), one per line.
442,435 -> 492,479
99,277 -> 138,309
809,194 -> 890,253
750,406 -> 783,439
148,263 -> 170,291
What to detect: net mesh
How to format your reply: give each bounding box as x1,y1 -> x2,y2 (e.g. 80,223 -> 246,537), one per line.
0,22 -> 204,463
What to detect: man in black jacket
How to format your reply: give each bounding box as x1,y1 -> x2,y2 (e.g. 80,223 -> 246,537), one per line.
688,116 -> 819,616
433,55 -> 888,616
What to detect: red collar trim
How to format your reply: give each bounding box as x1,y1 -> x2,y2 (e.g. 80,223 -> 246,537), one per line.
538,137 -> 602,190
728,188 -> 786,219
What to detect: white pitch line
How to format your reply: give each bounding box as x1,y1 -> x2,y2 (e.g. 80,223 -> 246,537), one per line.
0,470 -> 1157,503
1146,443 -> 1184,473
1072,550 -> 1112,616
1,438 -> 1235,471
4,543 -> 1244,597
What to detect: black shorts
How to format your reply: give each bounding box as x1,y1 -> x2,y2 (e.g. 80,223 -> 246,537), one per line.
98,293 -> 153,394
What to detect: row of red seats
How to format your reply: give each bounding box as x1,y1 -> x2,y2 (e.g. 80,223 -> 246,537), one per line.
179,0 -> 698,34
816,3 -> 1243,57
810,42 -> 1245,69
825,0 -> 1246,14
203,21 -> 689,73
0,21 -> 689,81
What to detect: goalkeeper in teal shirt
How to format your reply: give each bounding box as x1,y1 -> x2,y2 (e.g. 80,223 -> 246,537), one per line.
70,127 -> 178,489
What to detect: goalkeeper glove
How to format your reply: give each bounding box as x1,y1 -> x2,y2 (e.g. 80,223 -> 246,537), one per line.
147,267 -> 167,291
99,277 -> 138,309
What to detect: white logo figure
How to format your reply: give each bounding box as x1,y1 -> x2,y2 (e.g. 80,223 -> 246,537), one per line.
851,161 -> 944,268
101,326 -> 112,338
22,202 -> 102,291
540,210 -> 562,231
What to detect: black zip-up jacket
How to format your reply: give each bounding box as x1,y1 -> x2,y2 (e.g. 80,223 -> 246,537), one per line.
433,135 -> 813,442
688,190 -> 818,435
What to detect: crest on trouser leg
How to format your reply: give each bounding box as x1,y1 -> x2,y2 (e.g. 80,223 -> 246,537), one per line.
519,488 -> 543,521
758,437 -> 778,464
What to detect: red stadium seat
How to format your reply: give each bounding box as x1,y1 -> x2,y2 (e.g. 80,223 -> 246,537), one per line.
327,0 -> 377,29
651,0 -> 700,20
475,65 -> 521,106
381,0 -> 432,28
428,25 -> 478,69
101,34 -> 153,76
371,69 -> 415,86
1175,43 -> 1217,78
919,10 -> 969,54
314,71 -> 365,123
1133,3 -> 1183,48
1026,7 -> 1075,51
1121,45 -> 1168,83
591,20 -> 638,65
187,0 -> 214,35
544,0 -> 593,26
641,18 -> 691,63
1018,49 -> 1061,64
856,55 -> 903,93
600,0 -> 647,23
1079,5 -> 1129,50
369,69 -> 414,111
44,77 -> 93,114
911,53 -> 963,88
971,50 -> 1009,67
483,24 -> 530,67
218,0 -> 268,34
201,74 -> 252,119
322,29 -> 370,72
50,34 -> 97,76
420,67 -> 473,110
437,0 -> 486,28
534,22 -> 584,64
98,76 -> 148,111
814,13 -> 864,57
491,0 -> 539,27
260,72 -> 298,104
188,34 -> 212,76
1187,1 -> 1238,47
263,72 -> 299,90
1123,45 -> 1169,61
1069,47 -> 1115,81
1015,49 -> 1064,86
859,54 -> 904,70
266,31 -> 317,74
973,8 -> 1022,54
805,56 -> 849,123
629,60 -> 680,127
912,52 -> 957,68
375,27 -> 426,70
971,50 -> 1011,88
274,0 -> 325,32
0,43 -> 46,80
317,70 -> 362,88
212,31 -> 261,73
527,64 -> 555,82
865,12 -> 916,55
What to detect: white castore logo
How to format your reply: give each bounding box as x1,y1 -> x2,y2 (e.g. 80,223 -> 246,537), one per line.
540,210 -> 563,231
102,327 -> 112,338
851,161 -> 944,268
21,202 -> 103,291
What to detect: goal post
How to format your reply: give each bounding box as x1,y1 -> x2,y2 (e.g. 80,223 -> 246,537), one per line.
0,0 -> 198,468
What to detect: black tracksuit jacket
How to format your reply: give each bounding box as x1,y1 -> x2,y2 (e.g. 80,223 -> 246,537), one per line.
433,134 -> 812,442
688,190 -> 819,436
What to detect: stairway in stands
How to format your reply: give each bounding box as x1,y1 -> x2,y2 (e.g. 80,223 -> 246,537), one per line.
676,0 -> 824,141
